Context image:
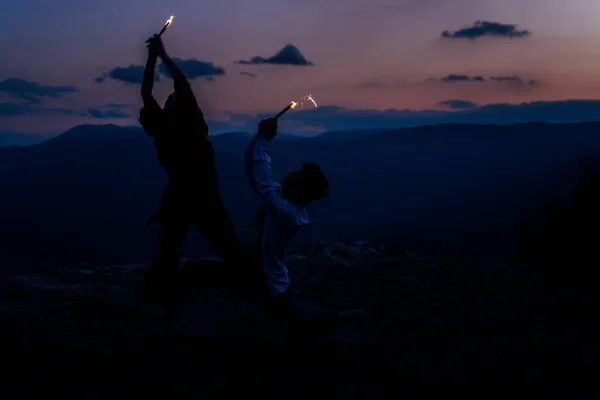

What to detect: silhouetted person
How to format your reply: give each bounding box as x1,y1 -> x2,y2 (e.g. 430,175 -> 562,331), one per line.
244,118 -> 366,341
137,34 -> 241,304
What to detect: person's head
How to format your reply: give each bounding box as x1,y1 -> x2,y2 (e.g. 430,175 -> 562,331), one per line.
258,118 -> 277,139
281,162 -> 329,206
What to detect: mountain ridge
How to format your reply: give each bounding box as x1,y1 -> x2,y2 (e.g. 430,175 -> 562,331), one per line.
5,120 -> 600,148
1,121 -> 600,267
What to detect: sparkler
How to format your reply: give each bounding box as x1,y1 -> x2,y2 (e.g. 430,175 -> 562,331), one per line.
274,101 -> 297,119
146,15 -> 174,47
273,94 -> 318,119
158,15 -> 174,37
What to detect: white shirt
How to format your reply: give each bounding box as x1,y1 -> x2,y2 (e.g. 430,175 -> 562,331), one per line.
244,134 -> 309,296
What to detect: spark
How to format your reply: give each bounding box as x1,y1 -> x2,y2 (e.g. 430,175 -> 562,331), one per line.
301,94 -> 318,108
165,15 -> 174,29
158,15 -> 175,36
274,94 -> 317,119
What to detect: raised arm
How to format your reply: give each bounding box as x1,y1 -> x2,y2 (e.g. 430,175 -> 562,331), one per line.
244,119 -> 290,218
157,42 -> 197,105
139,36 -> 164,137
150,35 -> 207,137
160,50 -> 185,81
141,52 -> 159,107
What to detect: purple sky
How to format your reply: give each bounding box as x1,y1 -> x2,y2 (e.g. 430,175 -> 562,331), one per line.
2,0 -> 600,135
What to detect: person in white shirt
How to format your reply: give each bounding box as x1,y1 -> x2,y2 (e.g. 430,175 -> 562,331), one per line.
244,118 -> 366,340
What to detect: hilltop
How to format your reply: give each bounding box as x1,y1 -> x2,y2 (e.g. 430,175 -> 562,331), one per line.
1,239 -> 594,396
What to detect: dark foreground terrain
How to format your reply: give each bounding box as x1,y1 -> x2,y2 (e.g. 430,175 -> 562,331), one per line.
0,240 -> 596,398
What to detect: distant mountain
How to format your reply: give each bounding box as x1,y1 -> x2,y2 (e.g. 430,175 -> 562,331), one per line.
214,132 -> 306,140
46,124 -> 143,143
44,125 -> 306,144
0,131 -> 48,147
311,129 -> 393,141
1,122 -> 600,268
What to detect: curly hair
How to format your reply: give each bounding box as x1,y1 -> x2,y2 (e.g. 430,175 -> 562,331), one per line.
281,162 -> 329,203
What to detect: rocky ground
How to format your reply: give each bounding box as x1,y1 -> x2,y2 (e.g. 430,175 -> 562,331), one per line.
0,239 -> 596,397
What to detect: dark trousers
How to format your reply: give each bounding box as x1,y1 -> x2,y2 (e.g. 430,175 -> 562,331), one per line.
241,209 -> 341,340
144,191 -> 242,289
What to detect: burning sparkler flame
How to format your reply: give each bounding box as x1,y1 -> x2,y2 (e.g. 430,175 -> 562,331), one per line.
155,15 -> 174,37
274,95 -> 317,119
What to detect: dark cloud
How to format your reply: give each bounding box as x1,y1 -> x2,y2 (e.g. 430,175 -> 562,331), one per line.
439,74 -> 485,83
235,44 -> 314,66
490,76 -> 539,88
431,74 -> 539,88
439,100 -> 479,110
240,71 -> 257,78
95,65 -> 158,85
0,102 -> 78,118
210,100 -> 600,134
86,108 -> 131,119
442,21 -> 531,40
0,103 -> 30,117
0,78 -> 78,105
158,58 -> 225,80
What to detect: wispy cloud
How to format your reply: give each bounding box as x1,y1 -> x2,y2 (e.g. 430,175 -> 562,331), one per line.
490,76 -> 540,88
0,102 -> 79,118
429,74 -> 540,88
158,58 -> 225,80
209,100 -> 600,134
435,74 -> 485,83
0,78 -> 78,105
95,65 -> 157,85
442,21 -> 531,40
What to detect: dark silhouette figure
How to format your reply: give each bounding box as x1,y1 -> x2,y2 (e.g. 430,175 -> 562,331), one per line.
244,118 -> 366,341
137,34 -> 242,304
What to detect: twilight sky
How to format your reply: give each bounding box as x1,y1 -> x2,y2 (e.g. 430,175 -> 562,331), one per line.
3,0 -> 600,135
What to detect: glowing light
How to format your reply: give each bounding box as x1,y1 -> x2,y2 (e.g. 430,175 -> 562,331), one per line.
158,15 -> 175,36
301,94 -> 318,108
274,95 -> 317,119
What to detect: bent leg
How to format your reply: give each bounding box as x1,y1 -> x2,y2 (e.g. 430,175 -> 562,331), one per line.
140,211 -> 191,303
194,197 -> 243,265
191,197 -> 245,292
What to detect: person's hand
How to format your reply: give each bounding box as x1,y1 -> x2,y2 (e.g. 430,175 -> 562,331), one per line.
145,34 -> 165,58
258,118 -> 278,139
